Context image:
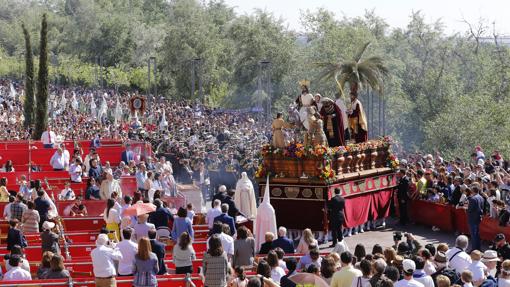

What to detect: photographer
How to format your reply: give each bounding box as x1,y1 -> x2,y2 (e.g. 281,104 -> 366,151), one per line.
393,231 -> 422,256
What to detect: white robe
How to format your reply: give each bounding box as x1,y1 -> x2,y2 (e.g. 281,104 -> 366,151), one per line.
234,173 -> 257,219
298,93 -> 315,130
254,177 -> 277,252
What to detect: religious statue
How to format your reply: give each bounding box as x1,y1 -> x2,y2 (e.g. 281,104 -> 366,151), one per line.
295,80 -> 316,131
271,112 -> 293,148
320,98 -> 345,147
304,107 -> 328,147
348,93 -> 368,143
234,172 -> 257,219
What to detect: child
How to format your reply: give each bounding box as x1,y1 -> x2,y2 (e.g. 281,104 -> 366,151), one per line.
229,266 -> 248,287
461,270 -> 474,287
186,203 -> 195,221
59,182 -> 76,201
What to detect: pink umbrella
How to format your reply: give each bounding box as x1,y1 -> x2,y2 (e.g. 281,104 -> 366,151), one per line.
289,273 -> 329,287
123,202 -> 156,217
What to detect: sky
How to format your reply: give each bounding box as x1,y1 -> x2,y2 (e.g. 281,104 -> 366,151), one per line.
223,0 -> 510,36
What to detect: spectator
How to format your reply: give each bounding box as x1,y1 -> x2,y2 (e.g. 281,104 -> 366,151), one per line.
354,244 -> 367,263
41,221 -> 60,255
2,255 -> 31,281
280,258 -> 298,287
69,158 -> 83,183
42,255 -> 70,279
59,181 -> 76,200
148,229 -> 167,275
467,185 -> 484,251
35,190 -> 51,229
68,196 -> 88,216
351,259 -> 372,287
103,198 -> 120,241
133,214 -> 156,242
271,226 -> 294,254
41,126 -> 56,148
85,177 -> 101,200
91,233 -> 123,287
481,250 -> 499,279
37,251 -> 54,279
467,250 -> 486,286
148,199 -> 172,238
372,244 -> 384,255
461,270 -> 473,287
3,195 -> 14,219
230,266 -> 249,287
186,202 -> 195,221
10,193 -> 26,222
0,177 -> 9,202
213,203 -> 236,236
21,201 -> 40,233
499,260 -> 510,287
267,250 -> 286,282
394,259 -> 425,287
296,228 -> 318,254
420,249 -> 436,275
100,171 -> 122,200
171,207 -> 194,240
332,238 -> 350,255
385,265 -> 401,283
274,248 -> 287,270
413,256 -> 435,287
206,199 -> 222,229
117,228 -> 138,276
3,160 -> 14,172
6,219 -> 27,251
330,251 -> 363,287
259,232 -> 274,255
209,222 -> 235,261
369,258 -> 388,287
233,226 -> 255,268
493,233 -> 510,263
173,231 -> 196,274
203,234 -> 229,287
88,158 -> 102,182
256,260 -> 280,287
321,257 -> 337,285
4,245 -> 30,272
297,245 -> 322,271
446,235 -> 472,274
435,275 -> 451,287
18,176 -> 31,200
50,147 -> 67,171
133,237 -> 159,287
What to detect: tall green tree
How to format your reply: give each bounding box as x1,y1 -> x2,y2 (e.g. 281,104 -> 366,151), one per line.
34,14 -> 49,140
22,23 -> 35,128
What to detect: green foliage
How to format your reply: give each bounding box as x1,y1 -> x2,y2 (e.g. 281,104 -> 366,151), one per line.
22,24 -> 35,128
34,14 -> 49,140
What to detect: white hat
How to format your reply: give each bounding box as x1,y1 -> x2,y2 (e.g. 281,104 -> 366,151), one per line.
482,250 -> 500,262
402,259 -> 416,273
42,221 -> 55,231
96,233 -> 109,246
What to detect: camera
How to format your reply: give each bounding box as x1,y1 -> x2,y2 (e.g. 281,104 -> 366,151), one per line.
393,231 -> 403,242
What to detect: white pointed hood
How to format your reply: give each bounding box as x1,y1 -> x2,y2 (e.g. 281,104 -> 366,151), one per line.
254,176 -> 277,251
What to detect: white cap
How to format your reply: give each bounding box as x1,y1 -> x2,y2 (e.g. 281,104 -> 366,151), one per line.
482,250 -> 500,262
42,221 -> 55,231
402,259 -> 416,273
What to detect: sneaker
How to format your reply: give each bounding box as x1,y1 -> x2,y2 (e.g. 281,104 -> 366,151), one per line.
359,227 -> 364,233
432,226 -> 440,232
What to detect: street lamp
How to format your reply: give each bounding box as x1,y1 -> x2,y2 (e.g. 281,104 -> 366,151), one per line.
258,60 -> 271,119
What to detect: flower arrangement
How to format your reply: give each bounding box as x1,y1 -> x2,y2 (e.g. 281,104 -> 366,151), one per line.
283,143 -> 305,158
388,153 -> 399,170
255,164 -> 267,178
319,163 -> 336,183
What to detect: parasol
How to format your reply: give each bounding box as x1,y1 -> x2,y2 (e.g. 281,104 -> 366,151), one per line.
289,273 -> 329,287
122,202 -> 156,217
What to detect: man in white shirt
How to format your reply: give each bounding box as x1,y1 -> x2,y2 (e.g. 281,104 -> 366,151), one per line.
91,234 -> 123,287
395,259 -> 425,287
206,199 -> 222,229
446,235 -> 472,274
117,228 -> 138,276
69,158 -> 83,183
50,148 -> 66,171
40,126 -> 56,148
208,222 -> 234,261
3,255 -> 31,281
100,172 -> 122,200
468,250 -> 487,286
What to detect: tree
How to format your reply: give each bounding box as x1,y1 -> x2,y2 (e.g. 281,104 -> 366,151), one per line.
22,23 -> 35,128
316,42 -> 388,98
34,14 -> 49,140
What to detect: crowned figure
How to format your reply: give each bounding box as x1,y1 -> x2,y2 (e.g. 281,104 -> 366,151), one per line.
348,92 -> 368,143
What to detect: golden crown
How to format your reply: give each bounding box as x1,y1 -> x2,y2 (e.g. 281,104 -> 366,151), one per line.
298,79 -> 310,88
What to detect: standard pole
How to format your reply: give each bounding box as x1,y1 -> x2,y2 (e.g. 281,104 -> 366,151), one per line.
191,60 -> 195,99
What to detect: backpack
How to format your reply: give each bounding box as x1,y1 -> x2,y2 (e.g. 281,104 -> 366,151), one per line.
480,276 -> 497,287
431,267 -> 460,287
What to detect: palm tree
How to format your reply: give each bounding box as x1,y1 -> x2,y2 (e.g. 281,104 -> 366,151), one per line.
316,42 -> 388,98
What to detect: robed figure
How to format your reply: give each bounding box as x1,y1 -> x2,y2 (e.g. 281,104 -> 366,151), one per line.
295,81 -> 316,131
320,98 -> 345,147
255,177 -> 277,252
271,112 -> 293,148
234,172 -> 257,219
348,93 -> 368,143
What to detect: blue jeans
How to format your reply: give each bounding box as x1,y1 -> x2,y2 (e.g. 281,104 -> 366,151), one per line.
469,222 -> 481,251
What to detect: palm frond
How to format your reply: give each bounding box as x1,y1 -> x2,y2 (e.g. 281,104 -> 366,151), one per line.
353,42 -> 371,63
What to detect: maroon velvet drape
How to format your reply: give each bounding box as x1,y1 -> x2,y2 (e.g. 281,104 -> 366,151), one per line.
343,189 -> 393,228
